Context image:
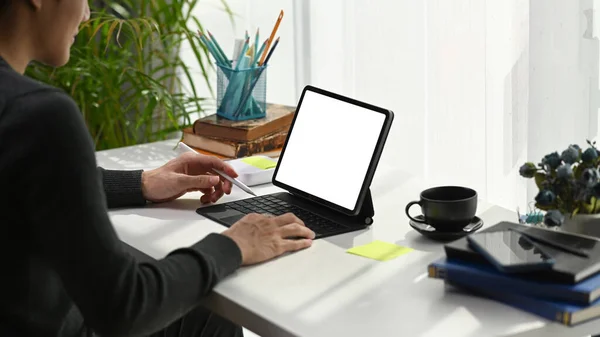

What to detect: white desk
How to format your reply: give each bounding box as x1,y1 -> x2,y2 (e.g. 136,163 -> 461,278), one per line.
97,140 -> 600,337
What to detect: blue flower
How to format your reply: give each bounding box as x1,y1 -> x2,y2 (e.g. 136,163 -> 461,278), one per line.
541,152 -> 561,170
535,190 -> 556,206
543,210 -> 565,227
582,147 -> 598,163
556,164 -> 573,179
582,168 -> 599,187
561,146 -> 580,164
519,162 -> 537,178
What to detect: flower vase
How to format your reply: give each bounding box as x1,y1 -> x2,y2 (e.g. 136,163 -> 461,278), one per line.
560,213 -> 600,239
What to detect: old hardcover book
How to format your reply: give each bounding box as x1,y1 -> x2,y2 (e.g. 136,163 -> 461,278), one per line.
180,144 -> 230,160
181,127 -> 285,158
192,104 -> 295,142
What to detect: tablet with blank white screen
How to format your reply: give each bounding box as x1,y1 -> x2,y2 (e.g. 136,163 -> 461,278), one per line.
272,86 -> 393,215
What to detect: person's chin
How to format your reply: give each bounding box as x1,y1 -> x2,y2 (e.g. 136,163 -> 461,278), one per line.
40,54 -> 70,68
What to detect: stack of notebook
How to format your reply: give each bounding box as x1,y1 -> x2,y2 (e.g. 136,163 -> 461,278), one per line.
428,221 -> 600,326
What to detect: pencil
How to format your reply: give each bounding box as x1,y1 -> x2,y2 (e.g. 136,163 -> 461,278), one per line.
263,36 -> 280,65
254,38 -> 268,67
207,30 -> 230,66
258,10 -> 284,66
198,31 -> 225,65
253,28 -> 259,62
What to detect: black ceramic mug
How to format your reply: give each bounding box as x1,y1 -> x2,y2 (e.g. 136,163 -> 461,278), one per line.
405,186 -> 477,232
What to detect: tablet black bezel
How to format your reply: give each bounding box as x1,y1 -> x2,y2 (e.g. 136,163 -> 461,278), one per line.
271,85 -> 394,216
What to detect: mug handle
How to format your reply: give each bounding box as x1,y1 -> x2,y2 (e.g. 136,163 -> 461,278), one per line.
405,201 -> 427,223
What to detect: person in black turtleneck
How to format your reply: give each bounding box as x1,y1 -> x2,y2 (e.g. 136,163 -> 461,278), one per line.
0,0 -> 315,336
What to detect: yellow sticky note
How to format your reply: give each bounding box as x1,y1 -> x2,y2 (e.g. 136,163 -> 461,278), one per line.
241,156 -> 277,170
346,240 -> 413,261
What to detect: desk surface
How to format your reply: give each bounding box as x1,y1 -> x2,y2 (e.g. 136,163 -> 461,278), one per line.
97,140 -> 600,337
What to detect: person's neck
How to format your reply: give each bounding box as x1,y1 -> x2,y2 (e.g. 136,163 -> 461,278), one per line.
0,25 -> 32,74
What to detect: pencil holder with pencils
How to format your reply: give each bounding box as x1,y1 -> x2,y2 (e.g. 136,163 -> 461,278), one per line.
216,63 -> 267,121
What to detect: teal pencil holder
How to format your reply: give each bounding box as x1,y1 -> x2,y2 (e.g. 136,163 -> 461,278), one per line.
216,63 -> 267,121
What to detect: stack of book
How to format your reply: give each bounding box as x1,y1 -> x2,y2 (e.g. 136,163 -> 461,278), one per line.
428,221 -> 600,326
181,103 -> 294,159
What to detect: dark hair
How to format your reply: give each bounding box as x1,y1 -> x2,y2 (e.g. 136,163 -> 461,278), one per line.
0,0 -> 10,16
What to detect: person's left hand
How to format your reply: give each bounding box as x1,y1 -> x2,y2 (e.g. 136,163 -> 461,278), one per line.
141,152 -> 238,204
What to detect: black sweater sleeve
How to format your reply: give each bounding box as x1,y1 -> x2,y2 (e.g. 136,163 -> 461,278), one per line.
97,167 -> 147,208
9,90 -> 242,336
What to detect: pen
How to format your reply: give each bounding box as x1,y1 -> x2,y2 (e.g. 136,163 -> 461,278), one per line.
176,142 -> 257,197
263,36 -> 280,65
509,228 -> 590,258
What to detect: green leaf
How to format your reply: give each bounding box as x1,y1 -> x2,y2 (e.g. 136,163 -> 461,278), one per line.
534,172 -> 546,189
594,198 -> 600,213
582,199 -> 596,214
572,207 -> 580,217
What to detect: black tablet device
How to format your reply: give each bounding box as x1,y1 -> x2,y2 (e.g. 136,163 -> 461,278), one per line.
271,85 -> 394,216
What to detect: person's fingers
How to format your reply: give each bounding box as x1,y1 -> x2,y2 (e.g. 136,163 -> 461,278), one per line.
278,238 -> 313,253
180,152 -> 238,178
272,213 -> 305,227
220,176 -> 233,194
199,187 -> 215,204
279,223 -> 315,239
219,160 -> 238,178
198,187 -> 214,195
211,182 -> 225,202
179,174 -> 220,190
204,156 -> 238,178
212,190 -> 225,202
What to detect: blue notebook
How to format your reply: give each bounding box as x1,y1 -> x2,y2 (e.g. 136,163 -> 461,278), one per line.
428,258 -> 600,305
447,279 -> 600,326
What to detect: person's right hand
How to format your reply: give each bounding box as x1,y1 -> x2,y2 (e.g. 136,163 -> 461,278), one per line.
222,213 -> 315,265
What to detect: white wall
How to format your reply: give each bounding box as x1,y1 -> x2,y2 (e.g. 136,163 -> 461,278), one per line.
485,0 -> 530,212
424,0 -> 487,197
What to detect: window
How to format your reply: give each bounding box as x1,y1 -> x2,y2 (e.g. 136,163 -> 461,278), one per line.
182,0 -> 600,211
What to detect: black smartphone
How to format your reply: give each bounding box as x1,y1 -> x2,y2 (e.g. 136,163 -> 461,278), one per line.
466,230 -> 555,273
510,227 -> 592,258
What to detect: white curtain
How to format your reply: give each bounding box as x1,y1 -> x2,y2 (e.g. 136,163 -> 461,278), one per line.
182,0 -> 600,213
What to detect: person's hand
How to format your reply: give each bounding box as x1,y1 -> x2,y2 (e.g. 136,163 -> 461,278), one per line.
222,213 -> 315,265
141,152 -> 238,204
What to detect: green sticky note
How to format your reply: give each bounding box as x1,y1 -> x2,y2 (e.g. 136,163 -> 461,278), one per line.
346,240 -> 413,261
241,156 -> 277,170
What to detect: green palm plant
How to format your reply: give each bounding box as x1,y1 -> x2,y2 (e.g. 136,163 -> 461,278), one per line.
26,0 -> 234,150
